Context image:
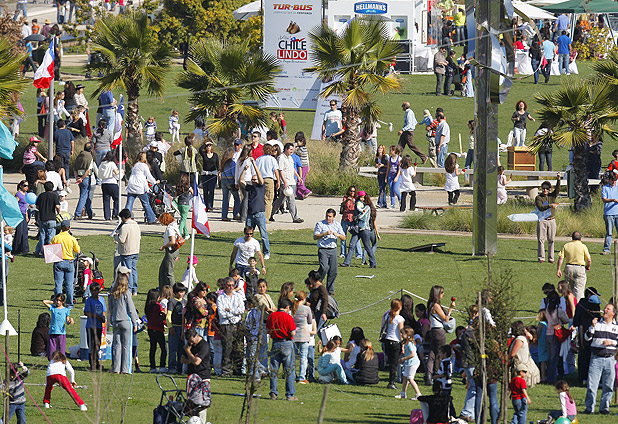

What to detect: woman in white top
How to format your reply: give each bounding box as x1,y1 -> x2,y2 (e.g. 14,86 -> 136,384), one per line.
426,285 -> 455,383
235,144 -> 255,221
98,151 -> 119,220
398,155 -> 417,212
509,321 -> 541,388
444,153 -> 463,205
126,152 -> 158,224
158,212 -> 181,289
382,299 -> 405,389
343,327 -> 365,371
45,161 -> 63,192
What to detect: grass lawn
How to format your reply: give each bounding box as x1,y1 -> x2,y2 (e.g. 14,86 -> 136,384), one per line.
6,229 -> 618,423
3,59 -> 615,177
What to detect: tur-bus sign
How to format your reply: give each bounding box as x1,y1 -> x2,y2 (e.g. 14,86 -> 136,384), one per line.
264,0 -> 322,109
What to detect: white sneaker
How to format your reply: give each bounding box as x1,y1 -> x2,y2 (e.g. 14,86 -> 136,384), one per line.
394,392 -> 406,399
80,404 -> 88,411
44,403 -> 51,409
264,254 -> 270,260
411,393 -> 422,400
339,254 -> 345,258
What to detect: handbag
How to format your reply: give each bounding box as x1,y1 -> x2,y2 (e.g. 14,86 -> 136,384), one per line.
379,315 -> 388,343
171,235 -> 185,252
554,324 -> 572,343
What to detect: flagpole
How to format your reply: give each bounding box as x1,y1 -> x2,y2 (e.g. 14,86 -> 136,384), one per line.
47,38 -> 55,161
188,171 -> 198,290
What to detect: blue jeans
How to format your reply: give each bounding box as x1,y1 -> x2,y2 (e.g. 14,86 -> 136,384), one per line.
168,326 -> 183,373
95,149 -> 110,166
270,340 -> 296,398
120,254 -> 139,294
377,174 -> 387,207
464,149 -> 474,169
125,192 -> 156,223
247,338 -> 268,377
35,219 -> 57,255
340,219 -> 362,257
317,361 -> 347,383
103,108 -> 116,133
511,398 -> 527,424
74,175 -> 93,217
294,341 -> 309,380
307,345 -> 315,381
531,58 -> 540,84
603,214 -> 618,252
221,181 -> 240,219
539,151 -> 552,171
362,230 -> 378,264
461,367 -> 476,419
437,143 -> 449,167
585,355 -> 616,413
387,174 -> 400,207
344,230 -> 376,267
13,3 -> 27,19
6,402 -> 26,423
246,212 -> 270,255
546,334 -> 560,383
53,259 -> 75,307
475,381 -> 499,424
558,53 -> 569,74
201,174 -> 217,210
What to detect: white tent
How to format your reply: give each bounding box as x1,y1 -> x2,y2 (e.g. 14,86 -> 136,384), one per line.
233,0 -> 260,21
513,0 -> 558,20
527,0 -> 567,7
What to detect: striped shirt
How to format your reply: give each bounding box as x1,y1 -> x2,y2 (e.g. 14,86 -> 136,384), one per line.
585,319 -> 618,357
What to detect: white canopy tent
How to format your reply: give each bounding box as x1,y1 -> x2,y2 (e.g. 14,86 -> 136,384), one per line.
527,0 -> 568,6
513,0 -> 558,20
233,0 -> 260,20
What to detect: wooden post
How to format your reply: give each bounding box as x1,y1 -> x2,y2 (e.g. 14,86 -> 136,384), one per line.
317,384 -> 330,424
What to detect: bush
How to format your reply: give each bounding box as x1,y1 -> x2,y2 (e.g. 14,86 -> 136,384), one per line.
401,193 -> 606,237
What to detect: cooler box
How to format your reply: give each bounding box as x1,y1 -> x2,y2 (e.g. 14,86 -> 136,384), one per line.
507,146 -> 536,170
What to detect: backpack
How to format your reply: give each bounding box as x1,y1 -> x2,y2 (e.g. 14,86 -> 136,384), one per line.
316,295 -> 340,319
410,409 -> 424,424
186,373 -> 211,409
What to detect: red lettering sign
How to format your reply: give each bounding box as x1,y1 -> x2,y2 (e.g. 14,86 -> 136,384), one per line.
277,50 -> 308,60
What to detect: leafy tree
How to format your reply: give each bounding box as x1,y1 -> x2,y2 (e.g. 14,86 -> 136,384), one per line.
85,11 -> 174,157
177,38 -> 279,141
305,18 -> 401,171
0,39 -> 28,121
533,79 -> 618,211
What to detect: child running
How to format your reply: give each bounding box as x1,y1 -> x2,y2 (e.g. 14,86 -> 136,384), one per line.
145,288 -> 167,373
43,350 -> 87,411
43,294 -> 74,360
398,155 -> 417,212
444,153 -> 463,205
395,327 -> 422,399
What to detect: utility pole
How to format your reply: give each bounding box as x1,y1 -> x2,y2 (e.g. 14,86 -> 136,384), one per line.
472,0 -> 499,255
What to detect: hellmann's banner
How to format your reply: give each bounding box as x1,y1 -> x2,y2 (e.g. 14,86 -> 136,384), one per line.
264,0 -> 322,109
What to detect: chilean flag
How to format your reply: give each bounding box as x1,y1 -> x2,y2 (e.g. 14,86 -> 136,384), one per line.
112,95 -> 124,147
33,39 -> 54,89
191,178 -> 210,237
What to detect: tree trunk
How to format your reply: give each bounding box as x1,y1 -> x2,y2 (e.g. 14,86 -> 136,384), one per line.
124,91 -> 142,161
339,108 -> 361,172
572,143 -> 591,212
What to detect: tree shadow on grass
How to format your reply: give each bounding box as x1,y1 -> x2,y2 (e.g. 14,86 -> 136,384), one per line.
327,412 -> 410,423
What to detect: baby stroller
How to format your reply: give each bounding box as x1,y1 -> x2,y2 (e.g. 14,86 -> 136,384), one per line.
148,180 -> 177,220
153,374 -> 211,424
73,251 -> 104,301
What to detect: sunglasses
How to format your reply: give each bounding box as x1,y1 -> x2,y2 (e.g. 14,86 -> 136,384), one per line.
245,232 -> 254,236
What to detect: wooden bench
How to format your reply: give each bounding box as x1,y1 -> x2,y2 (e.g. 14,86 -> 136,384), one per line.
416,205 -> 474,216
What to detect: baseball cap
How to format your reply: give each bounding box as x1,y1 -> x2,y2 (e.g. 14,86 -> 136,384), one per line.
116,264 -> 131,274
588,295 -> 600,304
423,109 -> 431,117
357,190 -> 366,196
149,141 -> 159,149
58,190 -> 67,197
30,136 -> 41,143
234,139 -> 243,145
516,363 -> 528,372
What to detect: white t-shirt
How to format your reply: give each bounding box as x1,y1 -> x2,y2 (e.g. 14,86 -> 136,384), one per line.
163,222 -> 180,245
323,109 -> 342,137
233,237 -> 261,266
46,171 -> 63,191
385,314 -> 404,342
436,120 -> 451,145
444,164 -> 460,192
399,167 -> 416,192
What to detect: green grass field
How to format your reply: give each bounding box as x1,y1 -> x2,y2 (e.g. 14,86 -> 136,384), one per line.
5,229 -> 618,423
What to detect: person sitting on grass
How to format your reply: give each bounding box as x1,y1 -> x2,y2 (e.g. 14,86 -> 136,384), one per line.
418,381 -> 456,424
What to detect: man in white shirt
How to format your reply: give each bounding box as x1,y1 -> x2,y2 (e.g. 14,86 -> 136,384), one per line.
313,208 -> 346,295
21,22 -> 32,39
229,226 -> 266,277
270,143 -> 303,223
435,112 -> 450,167
255,144 -> 280,221
397,102 -> 427,163
216,277 -> 245,376
321,100 -> 342,141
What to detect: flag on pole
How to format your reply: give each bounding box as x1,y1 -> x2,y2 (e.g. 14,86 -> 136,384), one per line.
33,39 -> 54,89
85,111 -> 92,138
191,178 -> 210,237
0,122 -> 17,160
0,167 -> 24,228
112,95 -> 124,147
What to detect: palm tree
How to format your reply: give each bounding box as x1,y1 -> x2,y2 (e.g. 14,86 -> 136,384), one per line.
0,39 -> 28,122
176,39 -> 279,142
593,51 -> 618,107
85,11 -> 174,156
305,18 -> 401,171
532,79 -> 618,211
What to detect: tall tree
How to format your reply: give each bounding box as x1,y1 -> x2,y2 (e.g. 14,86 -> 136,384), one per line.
176,39 -> 279,141
0,40 -> 28,122
85,11 -> 174,156
533,79 -> 618,211
305,18 -> 401,171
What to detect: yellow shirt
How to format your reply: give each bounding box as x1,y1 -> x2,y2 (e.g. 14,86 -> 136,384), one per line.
559,240 -> 590,266
454,11 -> 466,27
51,231 -> 81,260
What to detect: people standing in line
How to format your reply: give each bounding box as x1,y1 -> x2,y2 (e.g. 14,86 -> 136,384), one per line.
239,157 -> 270,259
322,100 -> 342,142
256,144 -> 279,222
158,212 -> 181,290
113,209 -> 141,295
375,145 -> 388,208
397,102 -> 427,163
556,231 -> 591,301
572,288 -> 601,385
314,209 -> 346,296
198,139 -> 219,211
535,175 -> 561,264
267,297 -> 298,401
125,152 -> 158,224
50,221 -> 80,308
217,277 -> 245,376
167,283 -> 187,374
435,112 -> 450,167
583,303 -> 618,414
541,35 -> 555,83
511,100 -> 535,148
444,50 -> 457,96
271,142 -> 304,223
385,145 -> 401,209
341,191 -> 377,268
108,268 -> 139,374
433,46 -> 448,96
444,153 -> 462,205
